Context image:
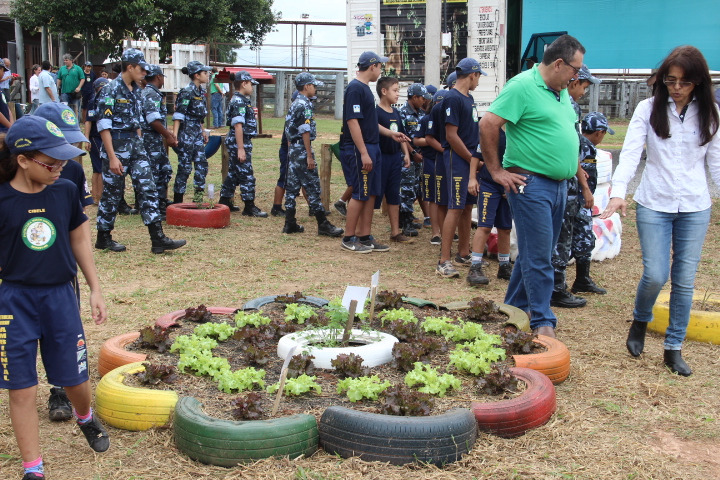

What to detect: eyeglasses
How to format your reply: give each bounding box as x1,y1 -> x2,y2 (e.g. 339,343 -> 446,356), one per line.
27,156 -> 68,172
663,77 -> 695,88
562,59 -> 582,76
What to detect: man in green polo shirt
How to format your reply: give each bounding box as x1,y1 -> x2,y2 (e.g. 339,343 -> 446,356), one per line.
57,53 -> 85,114
479,34 -> 586,338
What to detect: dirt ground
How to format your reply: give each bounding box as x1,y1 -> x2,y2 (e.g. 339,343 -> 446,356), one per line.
1,120 -> 719,480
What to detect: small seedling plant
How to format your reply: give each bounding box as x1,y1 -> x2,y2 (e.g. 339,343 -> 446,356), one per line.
331,353 -> 370,378
230,392 -> 264,420
183,304 -> 212,323
267,374 -> 321,396
404,362 -> 461,397
380,385 -> 434,416
137,325 -> 173,353
284,303 -> 317,324
337,375 -> 391,402
135,362 -> 178,385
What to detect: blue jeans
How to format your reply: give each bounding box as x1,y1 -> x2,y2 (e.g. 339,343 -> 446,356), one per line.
634,204 -> 710,350
505,174 -> 567,329
211,92 -> 224,128
60,92 -> 81,114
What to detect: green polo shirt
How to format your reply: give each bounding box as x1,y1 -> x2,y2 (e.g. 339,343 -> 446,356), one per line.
488,65 -> 578,180
57,64 -> 84,94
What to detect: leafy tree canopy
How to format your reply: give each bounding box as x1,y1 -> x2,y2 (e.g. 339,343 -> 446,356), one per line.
11,0 -> 278,60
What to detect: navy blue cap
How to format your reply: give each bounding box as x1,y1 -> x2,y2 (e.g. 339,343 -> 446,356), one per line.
84,61 -> 93,66
357,51 -> 389,69
233,70 -> 259,85
145,64 -> 165,78
295,72 -> 324,87
425,84 -> 438,95
582,111 -> 615,135
6,116 -> 85,159
93,77 -> 110,90
433,90 -> 446,103
577,64 -> 601,85
408,83 -> 432,100
121,48 -> 149,70
186,61 -> 212,76
455,57 -> 488,76
444,71 -> 457,89
33,103 -> 88,143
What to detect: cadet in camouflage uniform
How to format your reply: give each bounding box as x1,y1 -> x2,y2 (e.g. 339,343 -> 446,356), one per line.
172,60 -> 211,203
281,73 -> 343,237
218,71 -> 268,217
141,64 -> 177,216
398,83 -> 431,236
94,48 -> 186,254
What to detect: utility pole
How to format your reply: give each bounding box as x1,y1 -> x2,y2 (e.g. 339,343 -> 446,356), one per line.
425,0 -> 441,87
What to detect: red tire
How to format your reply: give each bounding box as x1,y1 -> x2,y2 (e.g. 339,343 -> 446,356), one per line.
97,332 -> 145,377
471,367 -> 556,438
512,335 -> 571,384
166,203 -> 230,229
155,307 -> 237,329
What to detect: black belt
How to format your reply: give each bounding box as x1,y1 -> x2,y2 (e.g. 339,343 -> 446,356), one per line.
506,166 -> 557,181
111,131 -> 139,139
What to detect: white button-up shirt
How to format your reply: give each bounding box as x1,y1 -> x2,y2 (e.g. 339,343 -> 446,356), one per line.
611,96 -> 720,213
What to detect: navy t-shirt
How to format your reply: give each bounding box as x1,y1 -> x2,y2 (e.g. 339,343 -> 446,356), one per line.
341,79 -> 379,146
376,106 -> 405,154
0,179 -> 88,285
441,88 -> 479,151
427,102 -> 446,146
478,127 -> 506,183
415,114 -> 436,159
59,160 -> 94,207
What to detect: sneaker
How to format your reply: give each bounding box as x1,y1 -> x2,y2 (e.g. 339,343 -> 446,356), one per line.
423,217 -> 432,228
22,473 -> 45,480
497,262 -> 513,280
453,253 -> 472,267
341,236 -> 372,253
436,260 -> 460,278
360,235 -> 390,252
270,206 -> 286,217
429,235 -> 442,245
48,387 -> 72,421
467,263 -> 490,286
78,415 -> 110,452
334,200 -> 347,217
390,233 -> 414,243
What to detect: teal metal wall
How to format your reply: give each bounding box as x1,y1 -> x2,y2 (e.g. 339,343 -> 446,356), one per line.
521,0 -> 720,70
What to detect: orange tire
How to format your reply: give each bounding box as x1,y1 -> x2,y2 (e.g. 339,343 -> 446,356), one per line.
166,203 -> 230,229
155,307 -> 238,329
97,332 -> 145,377
512,335 -> 571,384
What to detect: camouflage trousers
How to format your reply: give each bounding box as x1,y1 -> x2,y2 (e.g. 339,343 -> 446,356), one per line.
173,122 -> 208,194
283,144 -> 323,212
143,131 -> 172,201
97,136 -> 161,231
399,161 -> 423,213
220,142 -> 255,200
552,178 -> 596,275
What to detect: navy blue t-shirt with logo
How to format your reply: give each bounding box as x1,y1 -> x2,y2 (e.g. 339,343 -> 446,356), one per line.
416,114 -> 435,159
376,105 -> 406,155
341,79 -> 379,146
427,101 -> 446,146
0,179 -> 87,285
441,88 -> 479,152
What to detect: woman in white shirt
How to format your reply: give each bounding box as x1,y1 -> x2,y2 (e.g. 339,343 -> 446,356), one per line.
28,64 -> 41,113
602,46 -> 720,376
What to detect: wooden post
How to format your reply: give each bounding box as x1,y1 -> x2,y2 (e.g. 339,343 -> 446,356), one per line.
275,72 -> 286,118
271,345 -> 298,417
341,300 -> 357,347
221,135 -> 229,182
320,144 -> 332,211
368,286 -> 378,323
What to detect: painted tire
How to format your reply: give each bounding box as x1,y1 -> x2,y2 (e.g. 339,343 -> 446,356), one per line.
155,307 -> 237,330
499,303 -> 531,332
204,135 -> 222,158
277,329 -> 398,369
241,295 -> 329,310
95,362 -> 178,431
471,367 -> 556,438
174,396 -> 318,467
650,291 -> 720,345
512,335 -> 571,385
97,332 -> 145,377
318,406 -> 477,466
166,203 -> 230,229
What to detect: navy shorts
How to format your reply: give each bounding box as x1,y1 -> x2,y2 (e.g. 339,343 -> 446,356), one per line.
375,150 -> 401,208
444,149 -> 477,209
0,282 -> 89,390
277,144 -> 288,188
422,155 -> 436,203
477,178 -> 512,230
340,142 -> 381,201
89,137 -> 102,174
434,151 -> 448,206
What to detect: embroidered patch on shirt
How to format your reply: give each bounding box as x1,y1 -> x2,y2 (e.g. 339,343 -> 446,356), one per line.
446,108 -> 451,116
353,105 -> 361,113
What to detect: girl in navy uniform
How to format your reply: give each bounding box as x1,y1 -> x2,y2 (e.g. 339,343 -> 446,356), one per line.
0,116 -> 110,480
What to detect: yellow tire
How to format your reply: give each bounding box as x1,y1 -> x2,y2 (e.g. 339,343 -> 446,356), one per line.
95,362 -> 178,431
650,292 -> 720,345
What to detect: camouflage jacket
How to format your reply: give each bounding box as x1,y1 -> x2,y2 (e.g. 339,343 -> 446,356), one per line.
285,93 -> 316,144
140,83 -> 167,132
173,82 -> 207,123
399,102 -> 425,139
226,93 -> 257,140
95,78 -> 143,132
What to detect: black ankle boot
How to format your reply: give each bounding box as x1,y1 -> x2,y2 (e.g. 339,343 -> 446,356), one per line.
282,208 -> 304,233
218,196 -> 240,212
148,222 -> 187,254
550,270 -> 586,308
95,230 -> 126,252
118,197 -> 137,215
316,210 -> 343,237
243,200 -> 268,218
572,259 -> 607,294
664,349 -> 692,376
626,320 -> 647,357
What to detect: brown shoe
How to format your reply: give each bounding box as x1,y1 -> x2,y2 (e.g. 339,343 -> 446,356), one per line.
532,326 -> 556,338
390,233 -> 414,243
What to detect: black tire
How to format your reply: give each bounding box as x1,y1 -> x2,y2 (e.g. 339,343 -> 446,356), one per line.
174,397 -> 318,467
318,406 -> 476,466
241,295 -> 329,311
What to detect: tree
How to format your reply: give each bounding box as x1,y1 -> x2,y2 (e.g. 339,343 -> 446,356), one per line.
11,0 -> 278,60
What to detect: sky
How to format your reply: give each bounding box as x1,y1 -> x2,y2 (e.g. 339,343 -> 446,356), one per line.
233,0 -> 347,69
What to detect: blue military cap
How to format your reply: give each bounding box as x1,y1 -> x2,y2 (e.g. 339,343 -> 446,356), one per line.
295,72 -> 324,87
84,61 -> 93,67
233,70 -> 259,85
145,64 -> 165,78
433,90 -> 446,103
121,48 -> 150,70
444,71 -> 457,89
425,84 -> 438,95
577,64 -> 601,85
455,57 -> 488,76
34,103 -> 88,143
357,51 -> 389,69
186,60 -> 212,76
93,77 -> 110,90
6,116 -> 85,159
582,111 -> 615,134
407,83 -> 432,100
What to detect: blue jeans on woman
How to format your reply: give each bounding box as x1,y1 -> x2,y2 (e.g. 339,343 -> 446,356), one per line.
634,203 -> 710,350
505,174 -> 567,329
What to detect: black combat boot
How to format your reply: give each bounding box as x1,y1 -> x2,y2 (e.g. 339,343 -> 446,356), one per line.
550,270 -> 586,308
270,204 -> 286,217
282,208 -> 304,234
95,230 -> 126,252
571,259 -> 607,294
626,320 -> 647,357
118,197 -> 137,215
242,200 -> 268,218
315,210 -> 343,237
400,212 -> 419,237
173,192 -> 184,204
664,349 -> 692,376
218,196 -> 240,212
148,222 -> 187,254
